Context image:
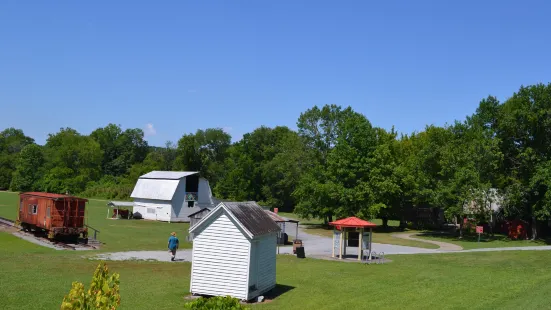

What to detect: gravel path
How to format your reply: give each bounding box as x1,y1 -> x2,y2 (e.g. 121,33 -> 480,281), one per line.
391,233 -> 463,251
94,250 -> 193,262
277,220 -> 439,256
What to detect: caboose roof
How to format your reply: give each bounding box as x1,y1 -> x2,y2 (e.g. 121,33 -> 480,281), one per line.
20,192 -> 88,201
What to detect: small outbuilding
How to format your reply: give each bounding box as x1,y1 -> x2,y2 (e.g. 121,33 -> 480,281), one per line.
329,217 -> 377,261
106,201 -> 134,219
189,201 -> 281,301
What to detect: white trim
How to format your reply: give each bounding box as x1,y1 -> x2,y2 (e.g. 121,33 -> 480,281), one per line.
245,240 -> 252,301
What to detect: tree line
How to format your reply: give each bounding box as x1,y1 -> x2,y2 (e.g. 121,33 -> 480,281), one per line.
2,83 -> 551,238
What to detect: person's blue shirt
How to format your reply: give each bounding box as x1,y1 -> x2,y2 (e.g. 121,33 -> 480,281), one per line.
168,235 -> 179,250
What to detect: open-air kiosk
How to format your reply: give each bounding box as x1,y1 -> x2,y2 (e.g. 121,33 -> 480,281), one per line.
329,217 -> 377,261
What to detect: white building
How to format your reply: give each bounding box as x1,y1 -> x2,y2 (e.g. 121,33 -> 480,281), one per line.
130,171 -> 214,222
189,201 -> 281,301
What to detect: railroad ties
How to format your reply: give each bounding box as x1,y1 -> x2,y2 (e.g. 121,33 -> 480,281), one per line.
0,216 -> 98,251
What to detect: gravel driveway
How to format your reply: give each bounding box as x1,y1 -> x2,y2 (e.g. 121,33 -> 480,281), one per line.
92,218 -> 551,262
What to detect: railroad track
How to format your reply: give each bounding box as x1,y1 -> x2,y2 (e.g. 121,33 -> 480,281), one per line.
0,216 -> 97,250
0,216 -> 15,227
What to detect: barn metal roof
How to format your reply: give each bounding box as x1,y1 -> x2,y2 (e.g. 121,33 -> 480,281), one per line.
139,171 -> 198,180
190,201 -> 281,238
130,178 -> 180,201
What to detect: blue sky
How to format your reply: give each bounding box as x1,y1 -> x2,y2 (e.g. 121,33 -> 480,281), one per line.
1,1 -> 550,146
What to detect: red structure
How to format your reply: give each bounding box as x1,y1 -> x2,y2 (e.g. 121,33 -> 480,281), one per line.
329,217 -> 377,261
499,219 -> 528,240
17,192 -> 88,239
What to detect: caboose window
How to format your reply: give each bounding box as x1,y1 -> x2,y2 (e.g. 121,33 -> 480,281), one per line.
46,207 -> 51,218
30,204 -> 38,214
20,201 -> 23,211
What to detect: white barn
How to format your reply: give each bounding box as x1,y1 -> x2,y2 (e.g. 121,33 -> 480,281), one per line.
130,171 -> 214,222
189,201 -> 281,301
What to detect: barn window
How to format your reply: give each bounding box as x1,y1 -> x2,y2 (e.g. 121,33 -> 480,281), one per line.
147,208 -> 155,214
188,201 -> 195,208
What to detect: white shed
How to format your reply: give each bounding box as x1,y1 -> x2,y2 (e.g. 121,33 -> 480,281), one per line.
189,201 -> 281,301
130,171 -> 214,222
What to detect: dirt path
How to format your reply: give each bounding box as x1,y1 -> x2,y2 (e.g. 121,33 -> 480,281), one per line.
391,233 -> 463,251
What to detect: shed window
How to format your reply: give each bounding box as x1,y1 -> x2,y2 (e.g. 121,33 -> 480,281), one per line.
29,204 -> 38,214
188,201 -> 195,208
147,208 -> 155,214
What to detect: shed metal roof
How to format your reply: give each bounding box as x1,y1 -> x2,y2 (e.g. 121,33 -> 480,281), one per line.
107,201 -> 135,208
188,207 -> 212,217
223,202 -> 282,237
139,171 -> 198,180
264,210 -> 299,223
130,178 -> 179,200
190,201 -> 281,238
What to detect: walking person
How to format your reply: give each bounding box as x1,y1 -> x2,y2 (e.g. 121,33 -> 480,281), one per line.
167,232 -> 179,261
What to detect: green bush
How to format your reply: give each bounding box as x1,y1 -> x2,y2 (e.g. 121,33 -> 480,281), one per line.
61,262 -> 121,310
184,296 -> 247,309
80,176 -> 134,200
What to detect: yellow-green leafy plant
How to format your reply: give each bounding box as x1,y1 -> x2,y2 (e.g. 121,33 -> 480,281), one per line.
61,262 -> 121,310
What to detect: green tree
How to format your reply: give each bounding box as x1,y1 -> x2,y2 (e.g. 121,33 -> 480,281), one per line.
293,105 -> 377,223
437,121 -> 501,237
0,128 -> 34,189
495,84 -> 551,239
40,128 -> 103,194
214,126 -> 306,211
90,124 -> 149,176
174,128 -> 231,185
10,144 -> 45,191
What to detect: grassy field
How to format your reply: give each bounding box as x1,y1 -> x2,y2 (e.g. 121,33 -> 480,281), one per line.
414,232 -> 550,250
0,191 -> 191,252
3,231 -> 551,309
278,212 -> 439,249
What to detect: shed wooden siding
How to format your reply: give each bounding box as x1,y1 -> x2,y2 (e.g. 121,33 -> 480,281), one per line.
190,212 -> 251,299
249,234 -> 277,297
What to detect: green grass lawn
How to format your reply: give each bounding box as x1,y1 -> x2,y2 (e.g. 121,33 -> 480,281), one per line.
414,232 -> 550,250
0,191 -> 191,252
3,231 -> 551,309
278,212 -> 439,249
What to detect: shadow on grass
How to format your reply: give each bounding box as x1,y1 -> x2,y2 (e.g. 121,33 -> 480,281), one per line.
417,231 -> 551,245
264,284 -> 295,300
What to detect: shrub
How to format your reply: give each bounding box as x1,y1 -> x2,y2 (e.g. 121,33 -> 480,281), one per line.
61,262 -> 121,310
184,296 -> 247,309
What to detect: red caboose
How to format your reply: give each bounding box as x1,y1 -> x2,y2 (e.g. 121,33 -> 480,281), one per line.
17,192 -> 88,240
